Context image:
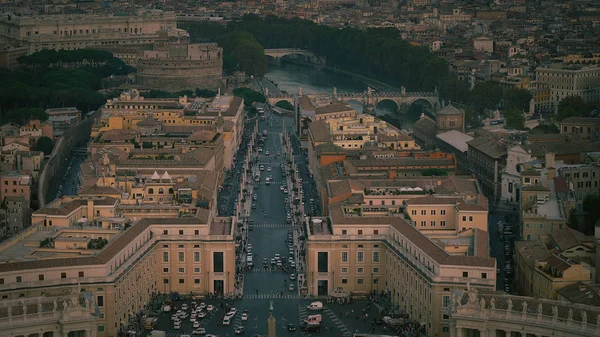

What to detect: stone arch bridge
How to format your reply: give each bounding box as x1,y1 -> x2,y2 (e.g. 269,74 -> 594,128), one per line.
267,87 -> 441,114
264,48 -> 325,65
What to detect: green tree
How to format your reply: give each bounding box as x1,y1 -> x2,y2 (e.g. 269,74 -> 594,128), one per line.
470,81 -> 503,111
275,100 -> 294,110
557,95 -> 587,121
233,87 -> 266,106
35,136 -> 54,156
217,31 -> 267,76
5,108 -> 48,125
503,87 -> 531,111
582,194 -> 600,235
503,109 -> 526,130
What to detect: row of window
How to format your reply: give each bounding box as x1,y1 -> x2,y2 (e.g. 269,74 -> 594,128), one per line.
340,251 -> 380,263
1,271 -> 86,284
163,278 -> 201,284
340,229 -> 379,235
419,220 -> 447,227
411,209 -> 447,216
339,267 -> 380,274
162,251 -> 202,263
163,267 -> 202,273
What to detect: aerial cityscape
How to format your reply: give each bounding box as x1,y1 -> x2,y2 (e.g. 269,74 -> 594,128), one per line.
0,0 -> 599,337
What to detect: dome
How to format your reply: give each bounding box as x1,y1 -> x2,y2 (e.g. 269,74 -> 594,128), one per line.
437,104 -> 463,115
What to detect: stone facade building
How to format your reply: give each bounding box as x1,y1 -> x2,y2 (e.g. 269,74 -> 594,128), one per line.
135,30 -> 223,91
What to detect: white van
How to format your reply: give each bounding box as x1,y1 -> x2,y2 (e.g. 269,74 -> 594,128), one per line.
306,302 -> 323,311
305,314 -> 322,324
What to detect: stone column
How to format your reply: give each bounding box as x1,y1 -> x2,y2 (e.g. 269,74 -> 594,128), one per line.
479,328 -> 488,337
456,327 -> 463,337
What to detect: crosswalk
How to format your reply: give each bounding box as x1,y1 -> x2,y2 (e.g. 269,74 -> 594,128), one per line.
244,293 -> 299,299
256,181 -> 285,185
252,223 -> 293,228
298,305 -> 352,337
323,307 -> 352,336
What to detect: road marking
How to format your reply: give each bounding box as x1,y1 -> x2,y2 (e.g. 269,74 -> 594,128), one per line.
243,293 -> 298,299
252,223 -> 293,228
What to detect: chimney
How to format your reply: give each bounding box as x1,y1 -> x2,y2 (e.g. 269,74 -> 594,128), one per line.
87,198 -> 94,221
545,152 -> 555,169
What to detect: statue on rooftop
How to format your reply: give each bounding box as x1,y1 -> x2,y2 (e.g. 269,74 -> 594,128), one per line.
507,298 -> 513,312
522,301 -> 528,314
552,306 -> 558,319
568,308 -> 574,321
490,297 -> 495,309
581,310 -> 587,324
479,297 -> 486,309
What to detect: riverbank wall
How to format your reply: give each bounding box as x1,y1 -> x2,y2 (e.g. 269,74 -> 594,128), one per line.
37,111 -> 99,207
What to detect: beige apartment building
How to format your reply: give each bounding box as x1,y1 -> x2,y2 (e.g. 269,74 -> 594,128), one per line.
0,215 -> 235,337
514,232 -> 593,300
535,64 -> 600,108
306,203 -> 496,337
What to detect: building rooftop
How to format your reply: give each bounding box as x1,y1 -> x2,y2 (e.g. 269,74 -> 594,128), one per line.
555,282 -> 600,307
436,130 -> 474,153
328,204 -> 495,268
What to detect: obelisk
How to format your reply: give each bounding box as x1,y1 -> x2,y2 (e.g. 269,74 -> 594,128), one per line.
267,300 -> 276,337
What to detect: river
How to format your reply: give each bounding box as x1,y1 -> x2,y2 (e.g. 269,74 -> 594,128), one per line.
264,62 -> 413,129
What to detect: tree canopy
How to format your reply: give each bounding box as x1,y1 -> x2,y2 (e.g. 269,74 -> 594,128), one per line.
233,87 -> 266,106
503,109 -> 526,130
0,49 -> 134,122
217,31 -> 267,77
4,108 -> 48,125
557,95 -> 588,121
182,15 -> 450,91
34,136 -> 54,156
275,100 -> 294,110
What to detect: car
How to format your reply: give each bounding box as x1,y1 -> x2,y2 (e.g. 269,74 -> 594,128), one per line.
182,304 -> 189,311
223,316 -> 231,326
289,284 -> 295,291
288,257 -> 294,263
193,321 -> 201,328
287,324 -> 296,332
274,254 -> 280,260
191,315 -> 197,322
181,313 -> 189,319
206,305 -> 214,311
277,260 -> 282,267
252,203 -> 256,209
234,326 -> 245,335
266,151 -> 270,156
271,258 -> 276,265
249,225 -> 254,231
198,311 -> 207,318
290,274 -> 296,280
241,313 -> 248,321
280,185 -> 284,191
171,314 -> 179,320
174,322 -> 182,330
163,305 -> 172,312
290,262 -> 296,269
174,317 -> 182,325
260,165 -> 265,171
262,258 -> 268,265
267,167 -> 271,172
284,189 -> 288,194
199,302 -> 207,310
229,308 -> 238,316
192,328 -> 206,336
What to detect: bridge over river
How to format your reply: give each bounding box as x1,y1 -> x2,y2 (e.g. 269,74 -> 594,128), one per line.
265,86 -> 441,114
264,48 -> 325,65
